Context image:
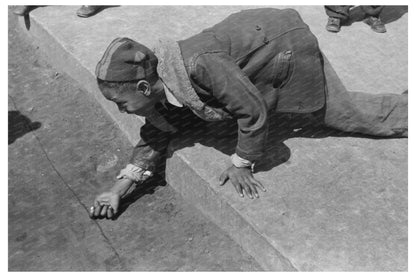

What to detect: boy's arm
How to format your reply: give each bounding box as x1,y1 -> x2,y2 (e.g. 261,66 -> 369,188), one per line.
90,118 -> 174,219
129,117 -> 173,172
193,52 -> 269,162
193,52 -> 269,198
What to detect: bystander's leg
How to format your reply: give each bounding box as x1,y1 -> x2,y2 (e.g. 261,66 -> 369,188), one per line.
324,5 -> 353,32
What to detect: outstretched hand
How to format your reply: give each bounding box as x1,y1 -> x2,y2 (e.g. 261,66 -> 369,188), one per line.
219,165 -> 266,199
89,178 -> 135,220
89,191 -> 121,219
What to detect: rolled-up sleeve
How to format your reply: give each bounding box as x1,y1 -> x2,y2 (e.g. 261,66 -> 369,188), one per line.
192,52 -> 269,161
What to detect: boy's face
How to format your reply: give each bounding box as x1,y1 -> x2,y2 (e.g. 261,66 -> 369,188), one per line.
101,85 -> 156,117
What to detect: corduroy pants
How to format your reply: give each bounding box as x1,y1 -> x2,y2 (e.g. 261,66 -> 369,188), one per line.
320,55 -> 407,137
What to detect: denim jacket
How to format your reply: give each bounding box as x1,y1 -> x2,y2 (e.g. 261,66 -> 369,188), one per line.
130,8 -> 326,172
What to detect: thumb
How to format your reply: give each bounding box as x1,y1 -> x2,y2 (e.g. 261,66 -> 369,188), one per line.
219,170 -> 229,186
110,198 -> 119,214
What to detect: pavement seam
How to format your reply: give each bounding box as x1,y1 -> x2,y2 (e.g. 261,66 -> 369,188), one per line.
8,95 -> 126,270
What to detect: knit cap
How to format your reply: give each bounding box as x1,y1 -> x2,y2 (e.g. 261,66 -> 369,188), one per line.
95,37 -> 158,81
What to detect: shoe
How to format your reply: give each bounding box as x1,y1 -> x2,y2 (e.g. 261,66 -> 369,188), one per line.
326,17 -> 341,33
13,6 -> 30,16
364,16 -> 386,33
76,5 -> 103,18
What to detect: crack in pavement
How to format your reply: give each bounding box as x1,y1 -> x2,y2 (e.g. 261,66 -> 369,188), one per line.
8,94 -> 125,270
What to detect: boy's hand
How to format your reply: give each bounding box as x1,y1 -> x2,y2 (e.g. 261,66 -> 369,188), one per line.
89,178 -> 135,220
219,165 -> 266,199
89,191 -> 121,219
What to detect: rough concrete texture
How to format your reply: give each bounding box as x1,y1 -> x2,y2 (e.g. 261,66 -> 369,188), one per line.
9,9 -> 261,271
168,117 -> 407,271
16,5 -> 408,271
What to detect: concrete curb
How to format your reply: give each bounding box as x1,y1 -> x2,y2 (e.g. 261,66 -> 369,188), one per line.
166,153 -> 297,271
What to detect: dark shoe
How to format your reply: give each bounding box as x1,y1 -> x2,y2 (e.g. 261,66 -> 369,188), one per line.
364,16 -> 386,33
13,6 -> 30,16
76,5 -> 103,18
326,17 -> 341,33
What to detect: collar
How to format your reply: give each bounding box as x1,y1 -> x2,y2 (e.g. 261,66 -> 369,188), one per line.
153,38 -> 232,121
163,83 -> 183,107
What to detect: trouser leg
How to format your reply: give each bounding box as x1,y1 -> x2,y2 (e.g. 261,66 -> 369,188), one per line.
322,55 -> 408,137
324,5 -> 353,20
361,5 -> 384,17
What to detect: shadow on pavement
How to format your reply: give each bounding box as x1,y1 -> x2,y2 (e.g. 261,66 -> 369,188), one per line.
112,172 -> 167,220
22,6 -> 44,30
167,111 -> 397,174
8,110 -> 41,145
21,5 -> 120,30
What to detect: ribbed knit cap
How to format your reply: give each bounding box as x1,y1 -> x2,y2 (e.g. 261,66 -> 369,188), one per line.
95,37 -> 158,81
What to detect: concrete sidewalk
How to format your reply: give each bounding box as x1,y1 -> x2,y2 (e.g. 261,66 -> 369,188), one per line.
17,5 -> 408,271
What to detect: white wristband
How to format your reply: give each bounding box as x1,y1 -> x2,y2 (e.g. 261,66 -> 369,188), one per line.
231,153 -> 255,172
116,164 -> 153,183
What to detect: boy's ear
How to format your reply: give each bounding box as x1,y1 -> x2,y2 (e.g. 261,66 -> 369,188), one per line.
136,80 -> 151,97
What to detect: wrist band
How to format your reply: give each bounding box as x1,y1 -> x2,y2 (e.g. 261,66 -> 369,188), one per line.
231,153 -> 255,172
117,164 -> 153,182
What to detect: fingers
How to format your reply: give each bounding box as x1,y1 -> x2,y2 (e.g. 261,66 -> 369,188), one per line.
244,177 -> 259,198
240,178 -> 254,199
230,178 -> 244,198
89,206 -> 95,218
93,201 -> 102,217
219,171 -> 229,186
250,177 -> 266,192
100,205 -> 108,217
218,167 -> 265,200
90,204 -> 114,219
90,198 -> 114,219
234,177 -> 265,199
107,207 -> 114,219
228,177 -> 258,199
90,204 -> 115,219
